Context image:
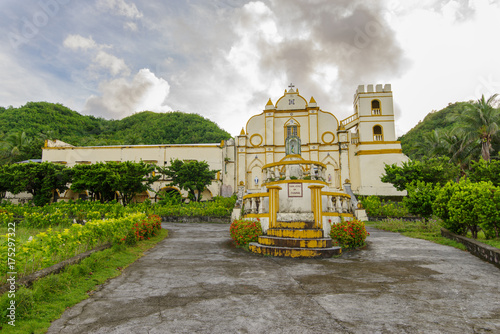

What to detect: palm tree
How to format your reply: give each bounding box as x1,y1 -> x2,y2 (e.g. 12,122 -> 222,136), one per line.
417,129 -> 451,158
0,131 -> 33,164
455,94 -> 500,161
444,132 -> 479,175
0,132 -> 7,164
418,129 -> 479,175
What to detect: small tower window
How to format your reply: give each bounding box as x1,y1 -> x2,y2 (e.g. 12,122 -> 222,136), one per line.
373,125 -> 383,141
371,100 -> 381,115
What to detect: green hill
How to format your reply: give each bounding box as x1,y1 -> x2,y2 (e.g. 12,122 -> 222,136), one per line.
0,102 -> 106,141
399,101 -> 500,160
0,102 -> 232,162
399,102 -> 469,159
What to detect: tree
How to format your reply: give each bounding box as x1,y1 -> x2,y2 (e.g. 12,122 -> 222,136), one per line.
71,163 -> 117,203
415,129 -> 480,174
9,162 -> 72,206
416,129 -> 449,158
0,131 -> 34,164
443,132 -> 479,174
161,159 -> 218,202
71,161 -> 158,205
381,157 -> 460,191
432,181 -> 465,235
453,94 -> 500,161
467,159 -> 500,186
113,161 -> 159,206
0,164 -> 13,199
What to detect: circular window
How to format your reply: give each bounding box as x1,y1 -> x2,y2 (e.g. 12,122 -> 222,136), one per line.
321,132 -> 335,144
250,134 -> 263,147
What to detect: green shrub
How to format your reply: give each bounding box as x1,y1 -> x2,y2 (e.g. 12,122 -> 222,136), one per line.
432,181 -> 460,232
229,218 -> 262,247
152,196 -> 235,217
330,219 -> 370,249
403,181 -> 437,219
434,179 -> 500,238
447,179 -> 498,239
360,196 -> 408,217
360,196 -> 383,216
381,202 -> 408,217
0,210 -> 14,225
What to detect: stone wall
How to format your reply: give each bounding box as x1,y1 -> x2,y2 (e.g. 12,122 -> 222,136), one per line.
441,228 -> 500,269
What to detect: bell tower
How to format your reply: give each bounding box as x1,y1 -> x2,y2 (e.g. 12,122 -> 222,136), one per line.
347,84 -> 408,195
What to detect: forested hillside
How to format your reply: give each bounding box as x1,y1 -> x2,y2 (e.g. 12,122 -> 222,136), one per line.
0,102 -> 232,163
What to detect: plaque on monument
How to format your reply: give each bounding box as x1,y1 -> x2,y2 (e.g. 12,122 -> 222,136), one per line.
288,183 -> 303,197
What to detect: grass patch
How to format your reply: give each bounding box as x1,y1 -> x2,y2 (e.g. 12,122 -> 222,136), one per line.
464,231 -> 500,249
0,228 -> 168,333
476,239 -> 500,249
366,219 -> 467,251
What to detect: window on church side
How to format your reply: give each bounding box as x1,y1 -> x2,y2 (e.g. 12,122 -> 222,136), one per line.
373,125 -> 383,141
287,125 -> 298,138
371,100 -> 381,115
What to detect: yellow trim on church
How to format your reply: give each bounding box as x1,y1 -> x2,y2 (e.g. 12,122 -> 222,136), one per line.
356,149 -> 403,155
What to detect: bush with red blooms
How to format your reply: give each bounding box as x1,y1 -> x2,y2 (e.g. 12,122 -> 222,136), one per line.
330,219 -> 369,249
229,218 -> 262,248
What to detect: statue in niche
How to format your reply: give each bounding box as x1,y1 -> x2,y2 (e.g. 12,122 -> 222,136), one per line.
285,135 -> 301,156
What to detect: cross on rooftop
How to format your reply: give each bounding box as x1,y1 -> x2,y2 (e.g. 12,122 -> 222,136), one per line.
288,83 -> 295,89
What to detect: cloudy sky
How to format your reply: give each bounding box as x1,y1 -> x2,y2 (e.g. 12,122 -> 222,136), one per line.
1,0 -> 499,137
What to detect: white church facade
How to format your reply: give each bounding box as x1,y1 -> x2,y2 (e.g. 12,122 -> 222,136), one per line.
41,84 -> 408,202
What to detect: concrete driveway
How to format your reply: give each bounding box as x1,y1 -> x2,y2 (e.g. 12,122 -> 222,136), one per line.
48,223 -> 500,334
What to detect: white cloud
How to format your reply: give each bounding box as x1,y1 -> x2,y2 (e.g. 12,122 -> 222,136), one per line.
3,0 -> 500,139
0,52 -> 62,107
83,68 -> 171,119
63,35 -> 97,51
388,0 -> 500,136
124,22 -> 138,31
63,34 -> 129,78
97,0 -> 143,19
93,50 -> 130,76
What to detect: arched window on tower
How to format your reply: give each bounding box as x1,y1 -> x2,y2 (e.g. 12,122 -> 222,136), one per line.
371,100 -> 381,115
373,125 -> 383,141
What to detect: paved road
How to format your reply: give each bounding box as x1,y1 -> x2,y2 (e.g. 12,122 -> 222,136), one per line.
48,223 -> 500,334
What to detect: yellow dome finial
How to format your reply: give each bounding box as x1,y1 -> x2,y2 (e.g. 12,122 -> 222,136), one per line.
240,127 -> 246,135
266,98 -> 274,106
310,96 -> 317,104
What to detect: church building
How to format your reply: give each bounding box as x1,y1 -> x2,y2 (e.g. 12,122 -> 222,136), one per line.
41,84 -> 408,201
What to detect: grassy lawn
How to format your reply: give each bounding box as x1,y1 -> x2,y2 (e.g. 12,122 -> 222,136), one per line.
367,218 -> 500,251
366,219 -> 467,251
0,228 -> 168,333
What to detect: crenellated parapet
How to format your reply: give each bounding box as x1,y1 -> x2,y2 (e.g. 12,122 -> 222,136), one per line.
355,83 -> 392,95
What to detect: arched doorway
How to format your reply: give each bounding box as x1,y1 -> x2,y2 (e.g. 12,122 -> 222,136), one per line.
132,191 -> 150,203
